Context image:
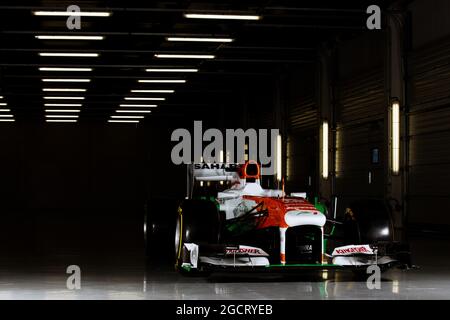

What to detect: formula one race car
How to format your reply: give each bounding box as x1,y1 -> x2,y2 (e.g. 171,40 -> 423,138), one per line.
174,161 -> 410,275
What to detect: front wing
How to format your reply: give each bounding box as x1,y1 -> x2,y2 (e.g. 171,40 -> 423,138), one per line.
179,243 -> 405,273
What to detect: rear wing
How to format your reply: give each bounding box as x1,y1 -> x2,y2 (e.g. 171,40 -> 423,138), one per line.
186,161 -> 265,199
192,161 -> 262,182
186,163 -> 241,199
193,167 -> 240,182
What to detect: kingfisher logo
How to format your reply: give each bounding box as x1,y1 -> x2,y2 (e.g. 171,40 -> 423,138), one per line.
226,247 -> 266,256
171,121 -> 279,175
333,245 -> 373,256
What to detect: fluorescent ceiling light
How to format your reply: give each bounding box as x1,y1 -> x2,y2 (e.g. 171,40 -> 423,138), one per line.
276,135 -> 282,181
108,120 -> 139,123
43,88 -> 86,92
33,11 -> 111,17
146,68 -> 198,73
35,35 -> 104,40
42,79 -> 91,83
111,116 -> 145,119
45,109 -> 80,112
0,103 -> 7,106
167,37 -> 233,43
184,13 -> 261,20
138,79 -> 186,83
39,53 -> 99,57
44,96 -> 85,100
0,109 -> 11,112
124,97 -> 165,101
0,96 -> 3,99
45,115 -> 79,118
116,110 -> 151,113
0,115 -> 14,118
392,101 -> 400,175
130,90 -> 174,93
0,119 -> 15,122
321,121 -> 329,179
119,104 -> 157,108
46,120 -> 78,123
39,67 -> 92,72
44,104 -> 82,107
155,54 -> 215,59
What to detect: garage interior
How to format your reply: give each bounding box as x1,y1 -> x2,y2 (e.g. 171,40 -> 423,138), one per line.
1,0 -> 450,299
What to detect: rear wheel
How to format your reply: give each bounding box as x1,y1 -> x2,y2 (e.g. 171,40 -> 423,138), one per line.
343,199 -> 394,245
175,199 -> 220,274
342,199 -> 395,278
145,199 -> 177,264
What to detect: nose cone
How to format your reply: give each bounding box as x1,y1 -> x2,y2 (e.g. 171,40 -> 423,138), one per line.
284,210 -> 326,227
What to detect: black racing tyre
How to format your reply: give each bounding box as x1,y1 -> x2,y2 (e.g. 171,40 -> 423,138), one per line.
145,199 -> 178,263
341,199 -> 397,279
175,199 -> 220,274
343,199 -> 394,245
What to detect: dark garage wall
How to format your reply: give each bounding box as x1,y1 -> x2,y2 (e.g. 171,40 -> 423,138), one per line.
410,0 -> 450,49
335,31 -> 388,210
407,0 -> 450,226
0,123 -> 144,256
285,64 -> 319,196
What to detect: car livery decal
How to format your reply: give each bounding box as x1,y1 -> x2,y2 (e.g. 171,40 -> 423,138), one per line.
332,245 -> 374,256
225,246 -> 268,256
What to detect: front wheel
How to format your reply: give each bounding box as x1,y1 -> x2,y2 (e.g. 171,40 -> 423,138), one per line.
175,199 -> 220,274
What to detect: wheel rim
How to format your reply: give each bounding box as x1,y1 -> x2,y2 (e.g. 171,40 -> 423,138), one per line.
175,215 -> 182,259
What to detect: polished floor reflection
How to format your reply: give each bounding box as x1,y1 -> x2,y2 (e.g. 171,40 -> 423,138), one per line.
0,236 -> 449,300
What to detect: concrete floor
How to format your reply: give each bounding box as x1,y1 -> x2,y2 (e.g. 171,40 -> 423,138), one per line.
0,235 -> 449,300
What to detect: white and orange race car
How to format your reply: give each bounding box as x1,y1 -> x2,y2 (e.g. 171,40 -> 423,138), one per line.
174,161 -> 410,274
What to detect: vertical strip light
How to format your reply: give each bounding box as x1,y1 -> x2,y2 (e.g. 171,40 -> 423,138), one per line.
277,134 -> 282,181
392,101 -> 400,174
322,121 -> 329,179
